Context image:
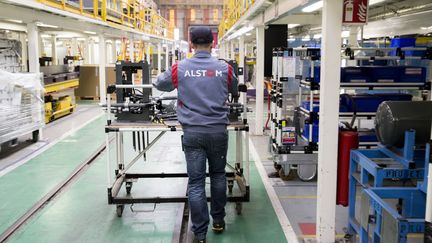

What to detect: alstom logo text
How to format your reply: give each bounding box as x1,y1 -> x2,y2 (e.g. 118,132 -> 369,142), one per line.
184,70 -> 223,77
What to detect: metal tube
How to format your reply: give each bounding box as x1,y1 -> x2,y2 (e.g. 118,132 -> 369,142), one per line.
245,131 -> 250,186
122,131 -> 166,173
114,84 -> 153,89
106,133 -> 111,187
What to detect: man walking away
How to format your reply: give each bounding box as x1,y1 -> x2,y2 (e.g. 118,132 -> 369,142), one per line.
153,26 -> 238,243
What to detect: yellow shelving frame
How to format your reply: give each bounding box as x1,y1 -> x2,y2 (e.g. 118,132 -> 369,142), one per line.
36,0 -> 174,39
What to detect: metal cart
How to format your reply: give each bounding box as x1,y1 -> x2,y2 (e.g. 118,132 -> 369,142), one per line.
104,92 -> 251,217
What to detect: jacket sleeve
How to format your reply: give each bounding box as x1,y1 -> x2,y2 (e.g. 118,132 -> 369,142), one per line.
153,65 -> 176,92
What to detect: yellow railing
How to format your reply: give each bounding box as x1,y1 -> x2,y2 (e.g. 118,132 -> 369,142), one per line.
36,0 -> 173,39
219,0 -> 255,38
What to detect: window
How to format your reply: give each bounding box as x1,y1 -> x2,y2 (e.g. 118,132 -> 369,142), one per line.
190,8 -> 196,22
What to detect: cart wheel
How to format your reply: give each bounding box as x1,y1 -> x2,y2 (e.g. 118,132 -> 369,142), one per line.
116,205 -> 124,217
278,167 -> 296,181
235,202 -> 242,215
296,165 -> 317,182
32,130 -> 40,142
126,182 -> 133,194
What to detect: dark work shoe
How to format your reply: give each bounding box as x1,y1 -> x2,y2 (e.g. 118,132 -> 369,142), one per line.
192,237 -> 206,243
212,221 -> 225,233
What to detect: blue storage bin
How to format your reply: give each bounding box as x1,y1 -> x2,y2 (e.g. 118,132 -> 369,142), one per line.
358,129 -> 378,143
390,38 -> 425,57
339,93 -> 412,112
303,124 -> 319,143
399,66 -> 427,83
301,101 -> 320,112
341,67 -> 370,83
368,66 -> 400,83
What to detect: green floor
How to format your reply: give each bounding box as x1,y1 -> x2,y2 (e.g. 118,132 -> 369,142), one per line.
1,118 -> 287,243
0,116 -> 106,235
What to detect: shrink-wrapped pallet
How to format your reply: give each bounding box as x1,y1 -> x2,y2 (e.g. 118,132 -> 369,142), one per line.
0,70 -> 44,144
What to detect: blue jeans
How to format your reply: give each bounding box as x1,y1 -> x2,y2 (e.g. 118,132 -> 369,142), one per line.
182,131 -> 228,240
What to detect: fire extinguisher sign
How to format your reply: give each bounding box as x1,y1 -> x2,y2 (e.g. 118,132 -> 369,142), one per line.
342,0 -> 369,25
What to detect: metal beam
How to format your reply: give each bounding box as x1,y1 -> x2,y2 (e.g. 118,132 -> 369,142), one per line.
255,26 -> 264,136
0,2 -> 174,43
98,34 -> 107,105
316,0 -> 343,242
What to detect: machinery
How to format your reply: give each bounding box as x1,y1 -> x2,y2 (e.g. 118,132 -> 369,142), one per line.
105,61 -> 249,217
41,64 -> 79,123
347,101 -> 432,243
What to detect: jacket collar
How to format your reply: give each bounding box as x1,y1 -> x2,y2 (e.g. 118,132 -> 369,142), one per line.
194,50 -> 211,58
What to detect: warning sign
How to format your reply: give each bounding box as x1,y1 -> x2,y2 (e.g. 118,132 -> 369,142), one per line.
342,0 -> 369,25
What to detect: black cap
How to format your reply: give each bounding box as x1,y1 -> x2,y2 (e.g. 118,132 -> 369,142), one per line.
190,27 -> 213,44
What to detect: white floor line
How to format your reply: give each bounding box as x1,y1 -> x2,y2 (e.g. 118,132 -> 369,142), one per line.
0,112 -> 105,178
249,138 -> 299,243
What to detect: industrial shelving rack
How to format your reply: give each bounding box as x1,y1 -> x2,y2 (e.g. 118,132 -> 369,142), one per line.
270,46 -> 432,181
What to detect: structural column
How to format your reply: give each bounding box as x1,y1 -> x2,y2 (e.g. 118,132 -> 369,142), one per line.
71,37 -> 78,56
51,35 -> 57,65
316,0 -> 343,242
238,35 -> 245,104
19,33 -> 28,72
111,39 -> 117,63
165,45 -> 169,70
157,43 -> 162,75
27,22 -> 43,139
27,23 -> 40,73
130,39 -> 135,62
89,38 -> 95,64
255,26 -> 264,135
230,41 -> 235,60
146,44 -> 151,65
98,34 -> 107,105
171,43 -> 176,64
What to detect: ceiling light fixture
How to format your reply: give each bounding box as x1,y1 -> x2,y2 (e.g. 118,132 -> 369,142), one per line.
302,1 -> 323,13
36,22 -> 58,28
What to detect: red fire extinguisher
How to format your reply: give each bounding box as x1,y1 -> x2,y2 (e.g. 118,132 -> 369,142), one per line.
336,94 -> 360,206
336,130 -> 359,207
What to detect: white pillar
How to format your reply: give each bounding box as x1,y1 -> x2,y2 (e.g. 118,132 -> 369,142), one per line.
239,36 -> 245,105
19,33 -> 28,72
172,43 -> 176,64
165,46 -> 169,70
71,37 -> 78,56
255,26 -> 264,136
98,34 -> 107,105
230,41 -> 235,60
89,38 -> 95,64
157,43 -> 162,75
27,23 -> 40,73
51,35 -> 57,65
316,0 -> 343,242
38,33 -> 44,57
225,42 -> 230,60
146,44 -> 151,65
130,39 -> 135,62
111,39 -> 117,63
27,22 -> 43,139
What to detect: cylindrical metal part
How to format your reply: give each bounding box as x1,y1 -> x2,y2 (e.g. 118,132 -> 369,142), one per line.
375,101 -> 432,147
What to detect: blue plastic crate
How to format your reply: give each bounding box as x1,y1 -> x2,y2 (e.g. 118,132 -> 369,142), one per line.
339,93 -> 412,112
341,67 -> 370,83
399,66 -> 427,83
358,129 -> 378,142
368,66 -> 400,83
303,124 -> 319,143
301,101 -> 320,112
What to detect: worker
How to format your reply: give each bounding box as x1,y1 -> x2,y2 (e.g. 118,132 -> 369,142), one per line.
153,26 -> 238,243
